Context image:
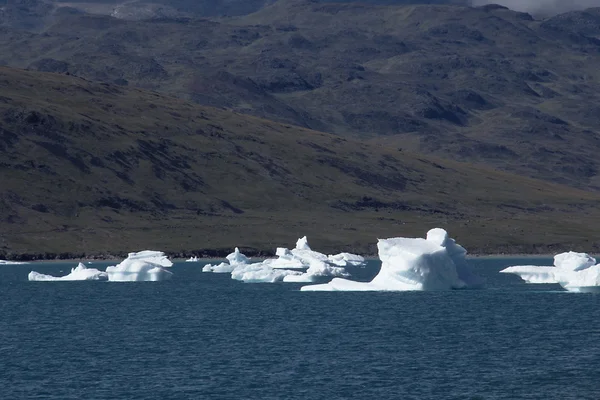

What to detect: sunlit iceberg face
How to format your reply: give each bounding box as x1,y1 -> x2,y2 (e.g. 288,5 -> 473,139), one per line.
106,251 -> 173,282
29,263 -> 108,281
500,251 -> 600,292
302,228 -> 483,292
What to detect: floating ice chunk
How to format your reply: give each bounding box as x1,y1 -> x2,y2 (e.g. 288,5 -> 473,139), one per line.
302,229 -> 481,291
203,238 -> 351,283
106,250 -> 173,282
203,262 -> 236,273
282,260 -> 351,283
302,278 -> 376,291
554,252 -> 595,271
295,236 -> 311,250
306,260 -> 350,278
499,265 -> 558,284
270,237 -> 331,269
327,252 -> 366,267
501,251 -> 600,292
231,262 -> 302,283
0,259 -> 27,265
106,260 -> 173,282
124,250 -> 173,267
557,264 -> 600,292
282,274 -> 316,283
28,263 -> 108,281
186,256 -> 200,262
427,228 -> 484,288
269,248 -> 308,269
226,247 -> 250,265
203,248 -> 251,272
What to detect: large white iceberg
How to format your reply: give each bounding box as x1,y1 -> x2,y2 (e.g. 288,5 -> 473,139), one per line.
28,263 -> 108,281
501,251 -> 600,292
302,228 -> 483,291
106,250 -> 173,282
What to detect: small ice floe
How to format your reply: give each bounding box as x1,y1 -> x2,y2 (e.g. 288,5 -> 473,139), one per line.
185,256 -> 200,262
302,228 -> 483,291
501,251 -> 600,292
28,263 -> 108,281
106,250 -> 173,282
0,259 -> 27,265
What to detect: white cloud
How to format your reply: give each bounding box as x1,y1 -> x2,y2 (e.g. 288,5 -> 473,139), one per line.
471,0 -> 600,15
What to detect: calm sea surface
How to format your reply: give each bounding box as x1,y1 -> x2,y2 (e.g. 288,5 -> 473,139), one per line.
1,257 -> 599,400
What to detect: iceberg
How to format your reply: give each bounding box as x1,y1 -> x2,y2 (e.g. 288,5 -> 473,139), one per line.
28,263 -> 108,281
203,248 -> 249,273
106,250 -> 173,282
501,251 -> 600,292
302,228 -> 483,291
499,265 -> 557,284
185,256 -> 200,262
202,238 -> 357,283
0,259 -> 27,265
327,252 -> 366,267
230,263 -> 303,283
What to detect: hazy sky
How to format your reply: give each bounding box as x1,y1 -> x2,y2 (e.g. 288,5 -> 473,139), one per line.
471,0 -> 600,15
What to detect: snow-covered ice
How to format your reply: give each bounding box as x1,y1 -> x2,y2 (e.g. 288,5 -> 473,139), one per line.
302,228 -> 483,291
106,250 -> 173,282
28,263 -> 108,281
501,251 -> 600,292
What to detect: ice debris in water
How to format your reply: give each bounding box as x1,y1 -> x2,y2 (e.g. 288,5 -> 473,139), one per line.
185,256 -> 199,262
203,237 -> 364,283
500,251 -> 600,292
28,263 -> 108,281
302,228 -> 483,291
106,250 -> 173,282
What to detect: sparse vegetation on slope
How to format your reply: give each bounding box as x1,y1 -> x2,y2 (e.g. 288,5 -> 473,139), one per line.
1,67 -> 600,258
2,2 -> 600,190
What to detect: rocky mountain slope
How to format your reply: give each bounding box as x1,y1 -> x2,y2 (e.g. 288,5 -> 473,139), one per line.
2,1 -> 600,191
2,66 -> 600,257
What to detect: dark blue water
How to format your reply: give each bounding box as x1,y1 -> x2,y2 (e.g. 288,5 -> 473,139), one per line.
1,257 -> 599,400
